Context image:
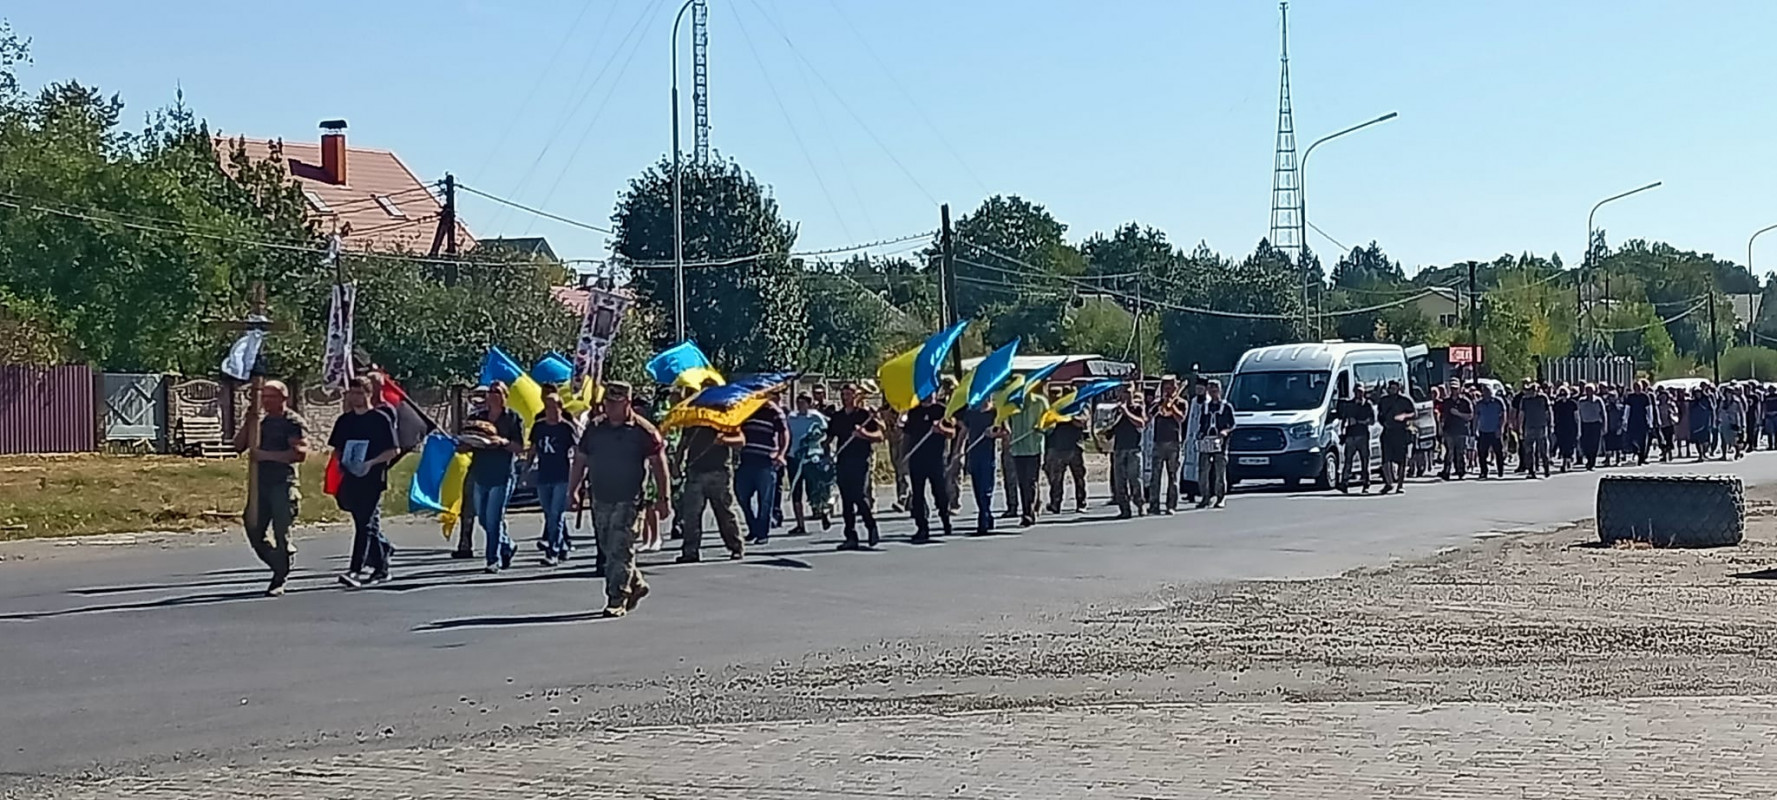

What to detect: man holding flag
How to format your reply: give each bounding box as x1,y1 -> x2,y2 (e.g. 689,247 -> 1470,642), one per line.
960,397 -> 1005,536
903,387 -> 956,544
1005,381 -> 1049,528
828,383 -> 884,550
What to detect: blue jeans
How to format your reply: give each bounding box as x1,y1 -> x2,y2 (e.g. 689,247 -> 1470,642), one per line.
735,457 -> 779,541
472,477 -> 515,566
966,442 -> 996,532
536,480 -> 570,557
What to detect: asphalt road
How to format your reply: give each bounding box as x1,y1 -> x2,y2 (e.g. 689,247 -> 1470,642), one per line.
6,454 -> 1777,781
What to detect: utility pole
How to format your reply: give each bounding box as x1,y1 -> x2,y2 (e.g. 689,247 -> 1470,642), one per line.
1468,260 -> 1480,380
939,203 -> 962,379
1134,278 -> 1145,379
431,173 -> 461,285
1709,285 -> 1721,384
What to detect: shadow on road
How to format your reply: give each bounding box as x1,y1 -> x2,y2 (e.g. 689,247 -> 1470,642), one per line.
413,610 -> 609,631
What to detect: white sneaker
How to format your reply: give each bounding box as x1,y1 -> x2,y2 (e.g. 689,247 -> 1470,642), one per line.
337,572 -> 364,589
484,564 -> 501,575
541,554 -> 558,567
366,572 -> 390,585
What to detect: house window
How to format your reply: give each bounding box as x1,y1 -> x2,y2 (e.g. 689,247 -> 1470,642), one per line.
1438,313 -> 1460,328
373,194 -> 406,219
303,189 -> 331,213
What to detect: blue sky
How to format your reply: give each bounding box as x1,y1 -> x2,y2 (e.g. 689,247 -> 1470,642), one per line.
9,1 -> 1777,274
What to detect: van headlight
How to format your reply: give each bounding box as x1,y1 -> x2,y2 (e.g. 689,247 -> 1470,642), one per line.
1286,423 -> 1316,440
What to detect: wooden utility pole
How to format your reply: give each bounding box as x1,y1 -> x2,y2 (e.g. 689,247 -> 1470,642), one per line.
1709,285 -> 1722,384
939,203 -> 962,379
1468,260 -> 1480,379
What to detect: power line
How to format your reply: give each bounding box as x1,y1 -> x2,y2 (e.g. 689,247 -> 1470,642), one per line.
1593,297 -> 1710,334
736,0 -> 939,206
456,184 -> 614,234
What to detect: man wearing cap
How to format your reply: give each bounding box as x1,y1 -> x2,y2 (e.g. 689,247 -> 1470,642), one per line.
231,379 -> 310,597
570,382 -> 673,618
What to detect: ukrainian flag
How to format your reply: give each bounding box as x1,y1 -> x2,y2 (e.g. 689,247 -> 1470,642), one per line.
1039,378 -> 1124,429
879,320 -> 969,411
661,371 -> 797,433
648,340 -> 725,389
478,347 -> 545,430
946,337 -> 1020,417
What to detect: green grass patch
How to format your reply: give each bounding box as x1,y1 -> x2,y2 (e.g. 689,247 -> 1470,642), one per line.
0,453 -> 420,541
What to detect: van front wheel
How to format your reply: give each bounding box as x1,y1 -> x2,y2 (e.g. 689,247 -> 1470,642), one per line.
1313,449 -> 1338,491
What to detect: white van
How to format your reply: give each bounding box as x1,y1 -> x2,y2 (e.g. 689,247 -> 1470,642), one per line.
1225,341 -> 1434,489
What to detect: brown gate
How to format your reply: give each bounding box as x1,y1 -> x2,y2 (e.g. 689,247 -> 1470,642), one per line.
0,364 -> 98,454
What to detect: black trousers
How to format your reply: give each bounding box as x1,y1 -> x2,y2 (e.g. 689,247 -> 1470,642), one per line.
1476,431 -> 1505,478
907,458 -> 952,535
1012,454 -> 1041,522
1580,421 -> 1604,468
836,456 -> 876,541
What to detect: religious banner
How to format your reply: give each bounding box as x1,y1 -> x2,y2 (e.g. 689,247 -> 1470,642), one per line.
572,283 -> 631,390
322,282 -> 356,391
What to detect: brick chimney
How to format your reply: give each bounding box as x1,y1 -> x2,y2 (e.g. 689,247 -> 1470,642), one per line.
319,119 -> 348,185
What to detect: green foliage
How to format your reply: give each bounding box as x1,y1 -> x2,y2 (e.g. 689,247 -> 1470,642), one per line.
1719,347 -> 1777,381
1158,240 -> 1301,373
614,157 -> 806,372
950,195 -> 1083,324
1061,296 -> 1162,372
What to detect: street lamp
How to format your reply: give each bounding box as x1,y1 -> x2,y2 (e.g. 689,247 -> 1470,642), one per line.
1298,110 -> 1398,336
1748,222 -> 1777,353
670,0 -> 696,342
1579,181 -> 1661,352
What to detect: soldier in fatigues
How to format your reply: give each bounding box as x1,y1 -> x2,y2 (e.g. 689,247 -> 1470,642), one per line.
569,382 -> 673,618
231,380 -> 310,597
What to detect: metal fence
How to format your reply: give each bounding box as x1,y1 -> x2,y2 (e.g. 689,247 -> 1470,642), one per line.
1540,356 -> 1636,387
0,364 -> 98,454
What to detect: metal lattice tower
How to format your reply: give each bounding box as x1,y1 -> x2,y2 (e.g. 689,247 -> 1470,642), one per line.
692,0 -> 711,163
1267,1 -> 1303,261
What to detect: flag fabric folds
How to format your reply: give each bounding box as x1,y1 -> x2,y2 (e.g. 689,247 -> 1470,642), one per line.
878,320 -> 969,411
647,340 -> 725,388
530,351 -> 574,386
946,337 -> 1020,417
992,376 -> 1028,424
375,372 -> 433,453
661,371 -> 796,434
1039,378 -> 1125,429
478,347 -> 545,431
1019,359 -> 1066,398
408,431 -> 472,535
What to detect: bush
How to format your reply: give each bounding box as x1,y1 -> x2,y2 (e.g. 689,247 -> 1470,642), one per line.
1718,347 -> 1777,381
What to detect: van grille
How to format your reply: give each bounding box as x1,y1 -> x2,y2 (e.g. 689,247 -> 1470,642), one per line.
1229,426 -> 1285,453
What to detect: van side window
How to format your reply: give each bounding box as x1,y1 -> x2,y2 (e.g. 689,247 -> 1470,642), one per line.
1353,361 -> 1406,393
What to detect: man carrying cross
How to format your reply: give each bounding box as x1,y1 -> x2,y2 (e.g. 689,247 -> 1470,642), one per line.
231,380 -> 310,596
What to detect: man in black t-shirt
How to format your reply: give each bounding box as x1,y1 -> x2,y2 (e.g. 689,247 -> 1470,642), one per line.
1336,384 -> 1377,493
1043,384 -> 1087,514
828,383 -> 884,549
1438,380 -> 1474,480
1193,380 -> 1237,509
570,382 -> 672,618
1146,376 -> 1185,514
528,389 -> 580,565
331,377 -> 400,588
959,399 -> 1004,535
902,390 -> 955,543
1101,386 -> 1147,519
1375,380 -> 1416,494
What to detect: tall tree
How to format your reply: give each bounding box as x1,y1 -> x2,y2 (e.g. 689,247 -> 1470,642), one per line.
614,157 -> 806,373
1158,240 -> 1301,372
948,194 -> 1083,322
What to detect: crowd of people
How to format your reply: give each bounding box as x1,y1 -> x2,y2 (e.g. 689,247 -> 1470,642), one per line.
1381,376 -> 1777,489
230,368 -> 1769,616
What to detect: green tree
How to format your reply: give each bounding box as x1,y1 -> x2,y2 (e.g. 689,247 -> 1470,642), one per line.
1158,240 -> 1301,372
614,157 -> 806,373
1061,296 -> 1162,373
949,194 -> 1083,324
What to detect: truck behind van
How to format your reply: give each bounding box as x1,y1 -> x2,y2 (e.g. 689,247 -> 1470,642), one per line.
1224,341 -> 1435,489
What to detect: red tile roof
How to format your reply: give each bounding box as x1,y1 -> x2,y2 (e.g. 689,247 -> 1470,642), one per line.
216,136 -> 475,254
550,285 -> 590,317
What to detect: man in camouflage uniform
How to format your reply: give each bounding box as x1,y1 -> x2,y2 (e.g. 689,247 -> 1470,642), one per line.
231,379 -> 310,597
569,382 -> 673,618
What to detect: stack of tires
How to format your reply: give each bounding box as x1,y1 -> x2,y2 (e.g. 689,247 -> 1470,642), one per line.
1596,474 -> 1745,548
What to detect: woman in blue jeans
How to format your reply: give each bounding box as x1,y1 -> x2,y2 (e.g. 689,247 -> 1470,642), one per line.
460,381 -> 525,573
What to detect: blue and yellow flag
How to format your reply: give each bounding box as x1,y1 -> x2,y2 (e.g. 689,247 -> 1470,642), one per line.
648,340 -> 725,388
478,347 -> 546,431
879,320 -> 969,411
1019,359 -> 1066,398
947,337 -> 1020,417
1038,378 -> 1124,429
661,371 -> 796,433
530,351 -> 574,386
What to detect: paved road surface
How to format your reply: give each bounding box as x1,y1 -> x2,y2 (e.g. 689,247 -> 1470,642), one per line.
5,455 -> 1775,782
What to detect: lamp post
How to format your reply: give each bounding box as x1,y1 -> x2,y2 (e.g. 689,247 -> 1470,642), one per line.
1578,181 -> 1661,353
1749,223 -> 1777,352
670,0 -> 697,342
1298,110 -> 1398,336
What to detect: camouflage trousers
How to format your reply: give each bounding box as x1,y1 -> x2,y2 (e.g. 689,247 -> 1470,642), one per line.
592,499 -> 647,609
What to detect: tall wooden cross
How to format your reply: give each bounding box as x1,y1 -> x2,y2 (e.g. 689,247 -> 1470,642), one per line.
209,282 -> 290,527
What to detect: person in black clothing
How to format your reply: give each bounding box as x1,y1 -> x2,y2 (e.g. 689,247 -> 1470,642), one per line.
1438,381 -> 1474,480
1146,376 -> 1186,514
458,381 -> 525,573
1336,384 -> 1377,493
529,389 -> 580,565
1375,380 -> 1415,495
1552,386 -> 1580,471
1516,381 -> 1553,479
828,383 -> 884,549
1043,384 -> 1088,514
1193,380 -> 1237,509
902,390 -> 956,544
1102,387 -> 1146,519
331,377 -> 401,588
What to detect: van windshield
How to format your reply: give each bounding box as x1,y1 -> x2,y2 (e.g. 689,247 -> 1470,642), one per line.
1229,370 -> 1331,412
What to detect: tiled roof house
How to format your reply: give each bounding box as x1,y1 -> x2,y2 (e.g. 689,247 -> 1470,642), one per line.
217,120 -> 474,254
